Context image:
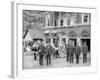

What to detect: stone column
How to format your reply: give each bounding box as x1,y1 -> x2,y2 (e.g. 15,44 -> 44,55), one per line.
66,36 -> 69,44
87,13 -> 90,23
50,38 -> 54,47
59,35 -> 62,46
81,13 -> 84,24
52,12 -> 55,26
46,15 -> 48,27
77,37 -> 81,46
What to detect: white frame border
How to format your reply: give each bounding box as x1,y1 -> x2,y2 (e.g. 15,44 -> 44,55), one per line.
11,1 -> 97,79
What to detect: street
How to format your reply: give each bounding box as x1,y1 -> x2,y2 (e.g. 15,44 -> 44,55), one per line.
23,51 -> 91,69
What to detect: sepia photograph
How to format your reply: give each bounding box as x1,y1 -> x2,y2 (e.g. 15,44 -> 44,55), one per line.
22,10 -> 91,69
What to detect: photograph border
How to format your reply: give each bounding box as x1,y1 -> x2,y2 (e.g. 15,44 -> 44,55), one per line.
11,1 -> 97,78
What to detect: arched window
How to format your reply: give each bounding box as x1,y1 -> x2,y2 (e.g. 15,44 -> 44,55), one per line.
68,31 -> 77,37
81,30 -> 90,37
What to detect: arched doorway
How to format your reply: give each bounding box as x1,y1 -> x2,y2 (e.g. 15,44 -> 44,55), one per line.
68,31 -> 77,46
81,30 -> 90,52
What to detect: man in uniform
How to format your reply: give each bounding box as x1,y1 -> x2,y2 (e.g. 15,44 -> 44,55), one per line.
82,42 -> 88,63
65,41 -> 71,62
69,41 -> 75,63
75,43 -> 81,64
45,43 -> 53,65
38,41 -> 45,66
32,41 -> 38,60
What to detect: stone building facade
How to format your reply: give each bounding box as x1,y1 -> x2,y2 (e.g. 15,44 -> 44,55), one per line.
43,12 -> 91,51
23,10 -> 91,52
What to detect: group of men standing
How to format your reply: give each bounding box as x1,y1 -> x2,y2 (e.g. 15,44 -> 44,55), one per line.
31,40 -> 89,66
65,41 -> 89,64
33,42 -> 53,66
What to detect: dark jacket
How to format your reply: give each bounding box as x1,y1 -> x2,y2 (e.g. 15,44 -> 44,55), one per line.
38,44 -> 45,55
82,45 -> 88,54
32,47 -> 38,52
75,45 -> 81,56
70,45 -> 75,55
65,43 -> 71,53
46,44 -> 53,55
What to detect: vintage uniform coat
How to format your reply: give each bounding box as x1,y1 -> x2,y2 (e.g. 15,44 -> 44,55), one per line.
82,45 -> 88,54
75,45 -> 81,56
65,43 -> 71,53
46,44 -> 53,55
38,44 -> 45,55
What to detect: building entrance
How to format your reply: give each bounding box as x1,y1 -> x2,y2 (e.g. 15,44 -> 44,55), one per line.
53,38 -> 59,47
81,38 -> 90,52
69,38 -> 77,46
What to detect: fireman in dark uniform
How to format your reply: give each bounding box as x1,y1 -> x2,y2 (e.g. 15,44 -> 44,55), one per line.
69,41 -> 75,63
75,43 -> 81,64
45,43 -> 53,65
38,42 -> 45,66
82,42 -> 88,63
65,41 -> 71,62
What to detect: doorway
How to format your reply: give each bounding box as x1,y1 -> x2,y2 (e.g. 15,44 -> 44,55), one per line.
53,38 -> 59,47
81,38 -> 90,52
69,38 -> 77,46
62,38 -> 66,44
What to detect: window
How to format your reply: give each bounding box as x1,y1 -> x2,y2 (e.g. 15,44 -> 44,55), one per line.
83,13 -> 90,23
84,15 -> 88,23
54,20 -> 57,26
47,20 -> 50,26
61,20 -> 63,26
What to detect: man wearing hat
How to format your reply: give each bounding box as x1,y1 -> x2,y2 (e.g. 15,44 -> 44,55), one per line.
38,41 -> 45,66
45,43 -> 53,65
75,42 -> 81,64
65,40 -> 71,62
69,41 -> 75,63
82,42 -> 88,63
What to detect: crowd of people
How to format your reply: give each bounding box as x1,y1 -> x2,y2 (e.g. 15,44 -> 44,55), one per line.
23,40 -> 89,66
65,41 -> 89,64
